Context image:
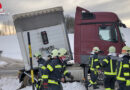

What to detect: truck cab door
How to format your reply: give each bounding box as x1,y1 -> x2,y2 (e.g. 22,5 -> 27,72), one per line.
97,24 -> 124,54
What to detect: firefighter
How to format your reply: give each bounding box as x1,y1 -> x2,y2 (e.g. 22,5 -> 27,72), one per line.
41,49 -> 67,90
88,46 -> 100,89
102,46 -> 117,90
58,48 -> 74,82
117,46 -> 130,90
34,52 -> 46,90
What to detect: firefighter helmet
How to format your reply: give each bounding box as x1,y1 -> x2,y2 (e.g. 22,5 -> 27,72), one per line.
58,48 -> 67,57
34,52 -> 42,58
51,49 -> 58,58
109,46 -> 116,53
128,46 -> 130,54
122,46 -> 129,54
92,47 -> 100,53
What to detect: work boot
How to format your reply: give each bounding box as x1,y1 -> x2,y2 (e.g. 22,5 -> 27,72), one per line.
93,84 -> 99,89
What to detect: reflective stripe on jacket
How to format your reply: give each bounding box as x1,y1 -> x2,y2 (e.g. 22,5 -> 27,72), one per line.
89,54 -> 100,71
41,57 -> 69,84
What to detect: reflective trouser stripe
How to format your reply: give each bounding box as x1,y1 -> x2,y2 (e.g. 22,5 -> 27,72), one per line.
124,72 -> 130,76
42,75 -> 48,79
64,70 -> 69,75
89,80 -> 96,85
123,64 -> 129,68
126,80 -> 130,86
36,84 -> 40,89
116,77 -> 126,81
105,88 -> 111,90
47,65 -> 54,72
104,72 -> 116,75
48,79 -> 58,85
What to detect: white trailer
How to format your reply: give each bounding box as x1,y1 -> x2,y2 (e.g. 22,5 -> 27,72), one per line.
13,7 -> 73,71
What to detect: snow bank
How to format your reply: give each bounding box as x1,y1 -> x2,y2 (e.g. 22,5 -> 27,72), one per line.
0,61 -> 8,67
0,77 -> 20,90
0,77 -> 86,90
62,82 -> 86,90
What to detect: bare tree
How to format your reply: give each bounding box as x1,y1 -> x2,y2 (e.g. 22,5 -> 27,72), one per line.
65,15 -> 74,33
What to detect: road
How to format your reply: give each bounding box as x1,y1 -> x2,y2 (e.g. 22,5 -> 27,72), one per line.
0,56 -> 24,76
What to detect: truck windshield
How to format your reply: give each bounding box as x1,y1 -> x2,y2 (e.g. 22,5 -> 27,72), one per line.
119,27 -> 125,42
99,26 -> 118,42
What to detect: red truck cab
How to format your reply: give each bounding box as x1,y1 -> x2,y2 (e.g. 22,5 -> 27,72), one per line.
74,7 -> 126,64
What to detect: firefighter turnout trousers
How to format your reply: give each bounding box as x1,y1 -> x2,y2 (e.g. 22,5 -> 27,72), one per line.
89,54 -> 100,89
104,75 -> 116,90
48,83 -> 63,90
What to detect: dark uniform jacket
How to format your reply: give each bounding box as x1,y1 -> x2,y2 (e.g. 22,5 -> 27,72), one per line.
42,57 -> 69,85
89,54 -> 100,71
37,58 -> 45,78
102,55 -> 117,76
117,55 -> 130,81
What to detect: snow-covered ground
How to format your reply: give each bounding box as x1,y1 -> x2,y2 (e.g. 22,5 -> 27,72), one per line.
0,61 -> 7,67
0,28 -> 130,90
0,77 -> 86,90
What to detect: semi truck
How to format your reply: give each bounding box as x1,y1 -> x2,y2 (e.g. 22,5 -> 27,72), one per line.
13,6 -> 126,89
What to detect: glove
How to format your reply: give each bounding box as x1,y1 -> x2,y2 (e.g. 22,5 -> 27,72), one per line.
61,78 -> 65,83
126,80 -> 130,86
43,82 -> 48,89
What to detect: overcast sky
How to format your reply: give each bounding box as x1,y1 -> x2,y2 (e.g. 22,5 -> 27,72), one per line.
0,0 -> 130,27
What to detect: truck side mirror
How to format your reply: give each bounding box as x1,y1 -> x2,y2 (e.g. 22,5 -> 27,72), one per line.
119,23 -> 127,28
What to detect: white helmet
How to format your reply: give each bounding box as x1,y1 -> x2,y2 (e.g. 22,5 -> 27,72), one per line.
92,47 -> 100,53
122,46 -> 129,54
58,48 -> 67,57
34,52 -> 42,58
51,49 -> 58,58
109,46 -> 116,53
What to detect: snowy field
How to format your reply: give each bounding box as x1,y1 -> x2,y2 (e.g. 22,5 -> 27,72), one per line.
0,28 -> 130,90
0,77 -> 86,90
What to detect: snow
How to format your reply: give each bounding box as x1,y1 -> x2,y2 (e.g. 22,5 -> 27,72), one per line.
0,77 -> 20,90
0,61 -> 7,67
0,77 -> 86,90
